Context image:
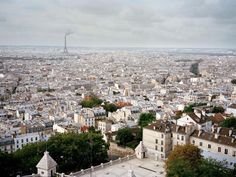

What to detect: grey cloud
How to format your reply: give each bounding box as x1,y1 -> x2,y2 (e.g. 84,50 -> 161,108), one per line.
179,0 -> 236,19
0,0 -> 235,48
0,16 -> 6,22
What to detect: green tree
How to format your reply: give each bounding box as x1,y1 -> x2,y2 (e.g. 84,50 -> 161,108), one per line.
166,145 -> 234,177
81,95 -> 103,108
165,144 -> 202,177
88,126 -> 96,133
13,132 -> 109,175
138,113 -> 155,127
102,103 -> 118,113
212,106 -> 225,113
126,128 -> 143,149
0,150 -> 20,177
220,117 -> 236,129
166,158 -> 196,177
198,158 -> 233,177
116,127 -> 134,146
231,79 -> 236,85
14,142 -> 46,175
183,103 -> 207,113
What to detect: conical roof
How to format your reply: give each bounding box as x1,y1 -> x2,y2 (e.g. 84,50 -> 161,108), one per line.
36,151 -> 57,170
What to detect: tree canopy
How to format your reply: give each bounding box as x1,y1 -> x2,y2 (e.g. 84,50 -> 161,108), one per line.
102,102 -> 118,113
116,127 -> 134,147
138,113 -> 155,127
212,106 -> 225,113
115,127 -> 142,149
183,103 -> 207,113
0,150 -> 20,177
80,95 -> 103,108
1,132 -> 109,176
231,79 -> 236,85
165,144 -> 234,177
220,117 -> 236,129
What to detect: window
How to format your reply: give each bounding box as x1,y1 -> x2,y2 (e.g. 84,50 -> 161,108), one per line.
21,139 -> 24,143
35,137 -> 38,141
161,141 -> 163,145
161,147 -> 163,152
218,147 -> 221,152
31,138 -> 33,141
26,138 -> 28,142
199,142 -> 203,146
181,136 -> 184,141
16,145 -> 19,148
171,133 -> 173,138
17,140 -> 19,144
192,140 -> 195,144
225,149 -> 228,154
177,135 -> 179,140
156,139 -> 158,144
161,134 -> 164,138
208,144 -> 211,149
155,146 -> 158,150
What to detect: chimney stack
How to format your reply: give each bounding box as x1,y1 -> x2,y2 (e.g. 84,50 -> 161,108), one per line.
229,129 -> 233,137
217,127 -> 221,134
198,130 -> 202,137
214,133 -> 219,139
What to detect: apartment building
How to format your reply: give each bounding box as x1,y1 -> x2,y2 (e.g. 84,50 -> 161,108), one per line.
142,120 -> 236,168
97,120 -> 112,133
177,109 -> 212,132
190,128 -> 236,168
0,137 -> 14,153
14,132 -> 41,150
143,120 -> 172,160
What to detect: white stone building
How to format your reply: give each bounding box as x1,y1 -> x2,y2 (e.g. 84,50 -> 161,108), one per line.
14,132 -> 41,151
177,110 -> 212,132
142,120 -> 236,168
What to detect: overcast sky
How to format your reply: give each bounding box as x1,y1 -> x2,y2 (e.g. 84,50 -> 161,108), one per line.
0,0 -> 235,48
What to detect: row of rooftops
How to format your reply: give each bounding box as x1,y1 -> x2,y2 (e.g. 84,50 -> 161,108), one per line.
144,120 -> 236,147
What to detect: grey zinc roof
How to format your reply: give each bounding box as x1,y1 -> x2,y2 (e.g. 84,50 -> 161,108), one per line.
36,151 -> 57,170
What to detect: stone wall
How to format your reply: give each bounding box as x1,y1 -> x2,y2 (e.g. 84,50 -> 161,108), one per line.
108,142 -> 134,158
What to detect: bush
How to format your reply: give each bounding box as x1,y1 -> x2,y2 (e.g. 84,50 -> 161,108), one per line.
81,95 -> 103,108
231,79 -> 236,85
116,127 -> 134,146
212,106 -> 225,113
220,117 -> 236,129
138,113 -> 155,127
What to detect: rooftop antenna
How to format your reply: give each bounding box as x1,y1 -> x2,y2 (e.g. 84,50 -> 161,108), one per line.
64,31 -> 73,54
